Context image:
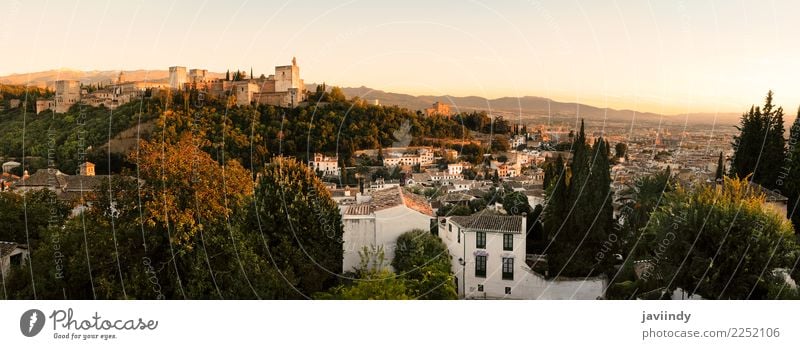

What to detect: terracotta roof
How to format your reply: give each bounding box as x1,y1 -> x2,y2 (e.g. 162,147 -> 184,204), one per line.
450,213 -> 524,234
343,187 -> 433,217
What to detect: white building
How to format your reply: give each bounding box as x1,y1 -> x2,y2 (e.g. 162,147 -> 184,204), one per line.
0,241 -> 29,278
383,148 -> 434,168
440,213 -> 606,299
447,163 -> 463,175
510,135 -> 527,149
341,187 -> 434,273
309,153 -> 340,176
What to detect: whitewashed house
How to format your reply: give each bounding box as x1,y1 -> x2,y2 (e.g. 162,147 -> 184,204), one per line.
309,153 -> 340,176
440,213 -> 606,299
341,187 -> 434,273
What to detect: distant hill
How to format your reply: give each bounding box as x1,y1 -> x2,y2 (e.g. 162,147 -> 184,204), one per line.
309,84 -> 741,127
0,69 -> 224,88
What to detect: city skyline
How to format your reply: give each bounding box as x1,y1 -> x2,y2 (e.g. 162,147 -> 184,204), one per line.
1,0 -> 799,115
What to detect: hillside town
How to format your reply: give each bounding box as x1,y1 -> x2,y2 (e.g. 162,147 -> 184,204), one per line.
1,58 -> 769,301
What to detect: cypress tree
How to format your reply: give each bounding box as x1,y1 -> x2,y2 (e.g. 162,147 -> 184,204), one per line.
786,108 -> 800,235
715,152 -> 725,182
730,91 -> 786,189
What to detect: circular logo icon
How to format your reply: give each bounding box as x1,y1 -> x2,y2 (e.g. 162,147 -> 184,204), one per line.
19,309 -> 45,337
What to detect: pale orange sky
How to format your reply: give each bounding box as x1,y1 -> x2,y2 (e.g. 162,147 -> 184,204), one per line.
1,0 -> 799,115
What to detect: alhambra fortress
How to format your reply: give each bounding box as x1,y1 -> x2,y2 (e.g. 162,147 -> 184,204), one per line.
34,57 -> 307,114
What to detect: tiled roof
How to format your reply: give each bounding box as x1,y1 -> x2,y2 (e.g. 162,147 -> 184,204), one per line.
343,187 -> 433,217
0,241 -> 26,256
63,175 -> 108,192
343,203 -> 372,216
450,213 -> 524,234
14,169 -> 68,187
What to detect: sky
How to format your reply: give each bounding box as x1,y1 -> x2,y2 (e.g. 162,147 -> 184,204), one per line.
1,0 -> 799,115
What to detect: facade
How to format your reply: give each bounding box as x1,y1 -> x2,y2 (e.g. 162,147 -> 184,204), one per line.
309,153 -> 340,176
425,102 -> 451,117
383,148 -> 434,168
189,69 -> 208,83
36,80 -> 81,114
441,214 -> 527,299
447,163 -> 463,175
341,187 -> 434,273
54,80 -> 81,113
35,99 -> 56,114
251,57 -> 307,107
169,66 -> 188,90
440,213 -> 606,299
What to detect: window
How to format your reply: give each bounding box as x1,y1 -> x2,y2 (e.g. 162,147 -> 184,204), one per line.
503,234 -> 513,251
505,287 -> 511,295
502,258 -> 514,280
10,253 -> 22,266
478,284 -> 484,292
476,231 -> 486,249
475,255 -> 487,278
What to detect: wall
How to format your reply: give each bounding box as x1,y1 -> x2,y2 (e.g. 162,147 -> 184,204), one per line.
342,205 -> 433,273
342,216 -> 376,273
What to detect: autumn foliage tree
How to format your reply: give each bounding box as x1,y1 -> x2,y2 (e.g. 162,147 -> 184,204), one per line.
132,131 -> 252,246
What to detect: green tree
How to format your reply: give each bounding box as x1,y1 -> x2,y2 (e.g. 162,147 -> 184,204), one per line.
245,157 -> 344,297
502,191 -> 532,216
543,120 -> 615,277
786,109 -> 800,235
617,168 -> 674,260
730,91 -> 786,189
648,177 -> 799,299
392,230 -> 457,299
715,152 -> 725,182
615,142 -> 628,159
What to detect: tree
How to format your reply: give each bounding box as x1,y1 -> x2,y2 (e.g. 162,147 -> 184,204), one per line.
133,132 -> 252,245
437,204 -> 473,217
328,86 -> 346,102
0,189 -> 70,246
786,109 -> 800,235
647,177 -> 799,299
392,230 -> 457,299
715,152 -> 725,182
730,91 -> 786,189
318,246 -> 412,300
615,142 -> 628,159
502,191 -> 532,216
245,156 -> 344,297
616,168 -> 674,260
543,120 -> 615,277
491,135 -> 509,152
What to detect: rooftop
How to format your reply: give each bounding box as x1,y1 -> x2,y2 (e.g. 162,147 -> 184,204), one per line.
449,213 -> 525,234
343,186 -> 433,216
